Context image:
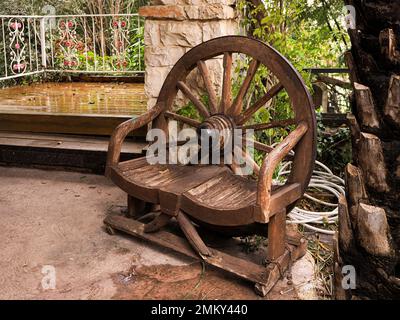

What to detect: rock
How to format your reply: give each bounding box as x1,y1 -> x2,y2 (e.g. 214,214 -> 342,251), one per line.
145,66 -> 171,98
145,46 -> 186,67
160,21 -> 203,47
139,5 -> 186,21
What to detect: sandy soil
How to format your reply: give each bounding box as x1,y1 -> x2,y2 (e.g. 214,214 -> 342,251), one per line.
0,167 -> 315,300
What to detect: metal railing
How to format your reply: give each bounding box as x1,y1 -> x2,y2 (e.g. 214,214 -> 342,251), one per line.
0,14 -> 144,81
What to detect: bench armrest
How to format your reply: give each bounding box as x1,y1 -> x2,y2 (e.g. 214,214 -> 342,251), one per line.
105,103 -> 164,177
256,121 -> 308,222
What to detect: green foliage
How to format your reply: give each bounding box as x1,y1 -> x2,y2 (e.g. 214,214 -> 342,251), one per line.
236,0 -> 351,169
316,113 -> 351,175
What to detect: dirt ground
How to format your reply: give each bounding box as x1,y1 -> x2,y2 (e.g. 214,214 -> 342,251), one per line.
0,166 -> 316,300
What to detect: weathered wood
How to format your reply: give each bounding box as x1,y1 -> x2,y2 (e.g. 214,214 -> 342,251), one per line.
341,0 -> 400,300
236,83 -> 284,125
106,102 -> 164,177
242,138 -> 294,161
267,209 -> 286,261
344,163 -> 367,227
127,195 -> 147,218
338,194 -> 353,253
105,36 -> 317,296
257,122 -> 308,221
229,59 -> 259,116
164,111 -> 201,128
105,213 -> 306,297
344,51 -> 359,84
316,75 -> 352,89
358,132 -> 389,193
144,213 -> 172,233
176,211 -> 212,257
357,203 -> 395,257
354,83 -> 380,130
241,118 -> 296,131
384,75 -> 400,128
220,52 -> 233,113
379,28 -> 400,64
197,60 -> 218,114
177,81 -> 210,119
231,146 -> 260,176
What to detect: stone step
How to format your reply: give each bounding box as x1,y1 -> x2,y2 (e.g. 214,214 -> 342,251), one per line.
0,131 -> 147,174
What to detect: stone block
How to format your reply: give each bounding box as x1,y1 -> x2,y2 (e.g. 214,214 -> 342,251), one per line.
139,5 -> 186,20
145,46 -> 186,67
202,20 -> 239,41
145,66 -> 172,98
160,21 -> 203,47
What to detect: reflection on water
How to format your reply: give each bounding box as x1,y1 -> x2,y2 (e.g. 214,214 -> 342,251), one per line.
0,82 -> 147,116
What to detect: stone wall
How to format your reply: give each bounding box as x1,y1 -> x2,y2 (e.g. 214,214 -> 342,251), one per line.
139,0 -> 239,109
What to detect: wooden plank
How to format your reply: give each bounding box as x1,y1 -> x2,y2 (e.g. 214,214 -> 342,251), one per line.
0,131 -> 146,154
0,113 -> 147,136
104,214 -> 267,284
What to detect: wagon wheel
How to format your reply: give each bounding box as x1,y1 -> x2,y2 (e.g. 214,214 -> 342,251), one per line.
153,36 -> 316,204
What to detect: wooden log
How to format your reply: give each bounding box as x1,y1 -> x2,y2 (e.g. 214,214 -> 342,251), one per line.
344,51 -> 359,84
358,132 -> 390,193
379,28 -> 400,64
338,194 -> 354,253
345,163 -> 367,229
384,75 -> 400,128
354,83 -> 380,130
345,163 -> 367,207
356,203 -> 395,257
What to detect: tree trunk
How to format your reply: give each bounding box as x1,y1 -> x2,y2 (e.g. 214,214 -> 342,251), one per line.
339,0 -> 400,299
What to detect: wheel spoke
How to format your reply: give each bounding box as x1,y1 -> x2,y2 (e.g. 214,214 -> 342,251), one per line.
177,81 -> 210,119
231,145 -> 260,176
229,59 -> 260,116
164,111 -> 201,128
240,118 -> 296,131
197,60 -> 218,114
220,52 -> 233,113
242,137 -> 294,161
235,82 -> 284,125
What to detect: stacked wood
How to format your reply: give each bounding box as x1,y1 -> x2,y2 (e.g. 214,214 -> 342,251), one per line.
337,0 -> 400,299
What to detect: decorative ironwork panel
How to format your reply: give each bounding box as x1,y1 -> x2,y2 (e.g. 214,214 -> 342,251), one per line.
58,18 -> 79,69
110,17 -> 130,71
8,18 -> 27,74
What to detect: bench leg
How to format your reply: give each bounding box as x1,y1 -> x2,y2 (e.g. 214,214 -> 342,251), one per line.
127,195 -> 148,218
267,209 -> 286,261
254,209 -> 287,296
